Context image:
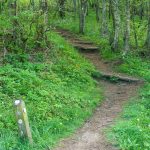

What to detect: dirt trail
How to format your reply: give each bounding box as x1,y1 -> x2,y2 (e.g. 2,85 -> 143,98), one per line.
53,29 -> 142,150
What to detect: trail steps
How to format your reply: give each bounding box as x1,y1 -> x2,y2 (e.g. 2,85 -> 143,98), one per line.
56,29 -> 99,52
54,81 -> 140,150
53,28 -> 143,150
96,72 -> 142,83
55,28 -> 143,83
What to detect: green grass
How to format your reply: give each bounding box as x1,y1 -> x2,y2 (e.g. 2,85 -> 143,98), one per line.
107,57 -> 150,150
53,11 -> 150,150
118,56 -> 150,81
107,84 -> 150,150
0,32 -> 102,150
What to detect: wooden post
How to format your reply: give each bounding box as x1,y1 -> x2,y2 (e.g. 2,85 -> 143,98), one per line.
14,100 -> 33,144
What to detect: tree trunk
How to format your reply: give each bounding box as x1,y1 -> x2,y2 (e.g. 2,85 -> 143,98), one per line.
108,0 -> 112,19
42,0 -> 48,42
132,8 -> 138,49
145,1 -> 150,50
101,0 -> 108,37
73,0 -> 77,18
124,0 -> 130,55
10,0 -> 18,46
95,0 -> 100,22
139,1 -> 144,20
79,0 -> 87,34
111,0 -> 120,51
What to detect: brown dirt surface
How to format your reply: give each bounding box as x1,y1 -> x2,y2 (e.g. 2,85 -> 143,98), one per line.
53,29 -> 142,150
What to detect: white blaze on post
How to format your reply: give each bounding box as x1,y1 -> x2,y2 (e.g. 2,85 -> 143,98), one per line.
14,100 -> 33,144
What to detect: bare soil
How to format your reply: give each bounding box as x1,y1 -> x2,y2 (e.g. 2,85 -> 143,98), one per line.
53,29 -> 142,150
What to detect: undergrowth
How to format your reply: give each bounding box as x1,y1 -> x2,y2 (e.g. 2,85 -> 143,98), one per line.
0,32 -> 101,150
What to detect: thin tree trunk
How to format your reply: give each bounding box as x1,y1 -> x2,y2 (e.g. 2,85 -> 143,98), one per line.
108,0 -> 112,19
139,1 -> 144,20
124,0 -> 130,55
145,1 -> 150,50
0,1 -> 3,13
111,0 -> 120,51
42,0 -> 48,42
132,12 -> 138,49
101,0 -> 108,37
73,0 -> 77,18
10,0 -> 18,47
79,0 -> 87,34
95,0 -> 100,22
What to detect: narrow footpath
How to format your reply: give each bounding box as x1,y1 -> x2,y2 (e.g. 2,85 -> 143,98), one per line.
53,28 -> 143,150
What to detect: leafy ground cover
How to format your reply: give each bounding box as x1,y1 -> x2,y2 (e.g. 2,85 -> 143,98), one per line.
0,32 -> 101,150
54,11 -> 150,150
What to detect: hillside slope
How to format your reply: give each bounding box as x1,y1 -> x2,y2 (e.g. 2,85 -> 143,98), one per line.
0,32 -> 101,150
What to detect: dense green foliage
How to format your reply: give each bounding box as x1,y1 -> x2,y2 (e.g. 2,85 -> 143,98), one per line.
0,32 -> 101,149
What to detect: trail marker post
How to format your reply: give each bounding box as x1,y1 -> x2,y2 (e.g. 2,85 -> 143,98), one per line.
14,100 -> 33,144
